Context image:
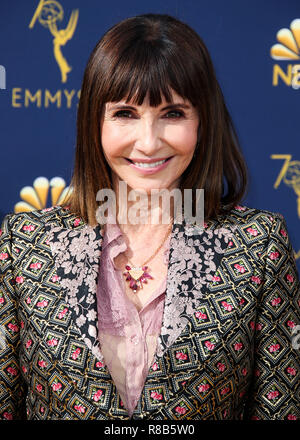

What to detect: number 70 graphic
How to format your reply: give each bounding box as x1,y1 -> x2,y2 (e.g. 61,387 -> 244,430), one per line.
271,154 -> 300,215
271,154 -> 300,260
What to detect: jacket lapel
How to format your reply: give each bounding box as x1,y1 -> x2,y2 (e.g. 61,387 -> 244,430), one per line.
45,216 -> 104,361
156,215 -> 238,357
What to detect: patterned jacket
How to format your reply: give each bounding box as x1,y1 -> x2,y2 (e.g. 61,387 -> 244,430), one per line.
0,204 -> 299,420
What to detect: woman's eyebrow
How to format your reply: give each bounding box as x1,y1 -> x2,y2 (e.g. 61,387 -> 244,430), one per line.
161,103 -> 191,110
107,104 -> 137,111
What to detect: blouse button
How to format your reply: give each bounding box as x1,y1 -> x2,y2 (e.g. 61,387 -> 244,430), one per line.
130,335 -> 139,345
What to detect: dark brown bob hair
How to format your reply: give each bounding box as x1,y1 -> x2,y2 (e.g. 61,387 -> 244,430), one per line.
66,13 -> 249,225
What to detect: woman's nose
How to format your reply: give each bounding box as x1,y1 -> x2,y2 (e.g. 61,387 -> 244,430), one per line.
134,118 -> 161,156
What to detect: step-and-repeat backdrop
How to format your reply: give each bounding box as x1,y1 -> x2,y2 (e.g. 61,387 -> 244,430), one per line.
0,0 -> 299,272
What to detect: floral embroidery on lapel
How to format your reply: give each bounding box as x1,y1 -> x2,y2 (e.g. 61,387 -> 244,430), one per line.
46,222 -> 104,361
156,216 -> 237,358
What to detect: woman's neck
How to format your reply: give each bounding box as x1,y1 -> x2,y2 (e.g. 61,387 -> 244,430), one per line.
112,178 -> 177,233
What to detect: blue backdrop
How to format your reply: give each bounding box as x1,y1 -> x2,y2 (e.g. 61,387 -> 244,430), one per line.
0,0 -> 299,272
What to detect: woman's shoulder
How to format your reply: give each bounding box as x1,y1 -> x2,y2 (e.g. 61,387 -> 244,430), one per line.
217,204 -> 293,248
0,205 -> 83,234
220,203 -> 286,227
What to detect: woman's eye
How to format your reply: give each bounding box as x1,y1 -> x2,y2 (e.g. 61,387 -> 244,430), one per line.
113,110 -> 134,118
112,110 -> 184,119
165,110 -> 184,118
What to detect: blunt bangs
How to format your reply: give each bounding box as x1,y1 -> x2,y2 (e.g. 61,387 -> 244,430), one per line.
98,22 -> 201,108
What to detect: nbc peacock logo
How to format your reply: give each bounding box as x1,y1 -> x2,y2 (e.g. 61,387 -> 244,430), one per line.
14,176 -> 72,213
270,19 -> 300,89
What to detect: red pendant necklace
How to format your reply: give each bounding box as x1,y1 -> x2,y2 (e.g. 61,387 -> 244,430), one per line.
123,222 -> 173,293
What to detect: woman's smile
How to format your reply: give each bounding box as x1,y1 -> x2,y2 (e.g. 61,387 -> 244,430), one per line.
124,156 -> 173,174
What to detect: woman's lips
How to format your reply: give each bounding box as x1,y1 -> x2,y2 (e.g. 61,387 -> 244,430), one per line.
125,157 -> 173,174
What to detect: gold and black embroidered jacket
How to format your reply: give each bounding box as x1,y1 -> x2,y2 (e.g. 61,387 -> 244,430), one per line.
0,205 -> 299,420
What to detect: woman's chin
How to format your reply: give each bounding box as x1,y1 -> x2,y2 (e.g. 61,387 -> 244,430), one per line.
126,183 -> 174,194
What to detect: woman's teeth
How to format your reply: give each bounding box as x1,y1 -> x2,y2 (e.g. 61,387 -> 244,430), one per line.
132,159 -> 168,168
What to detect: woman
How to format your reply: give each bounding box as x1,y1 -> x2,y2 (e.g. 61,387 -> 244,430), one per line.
0,13 -> 299,420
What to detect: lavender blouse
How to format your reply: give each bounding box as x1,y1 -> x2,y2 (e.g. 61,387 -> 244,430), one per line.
96,222 -> 170,417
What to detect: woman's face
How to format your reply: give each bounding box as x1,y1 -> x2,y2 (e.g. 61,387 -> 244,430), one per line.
100,89 -> 199,194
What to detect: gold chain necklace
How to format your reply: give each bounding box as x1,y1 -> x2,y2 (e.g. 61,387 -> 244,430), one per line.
122,221 -> 173,293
